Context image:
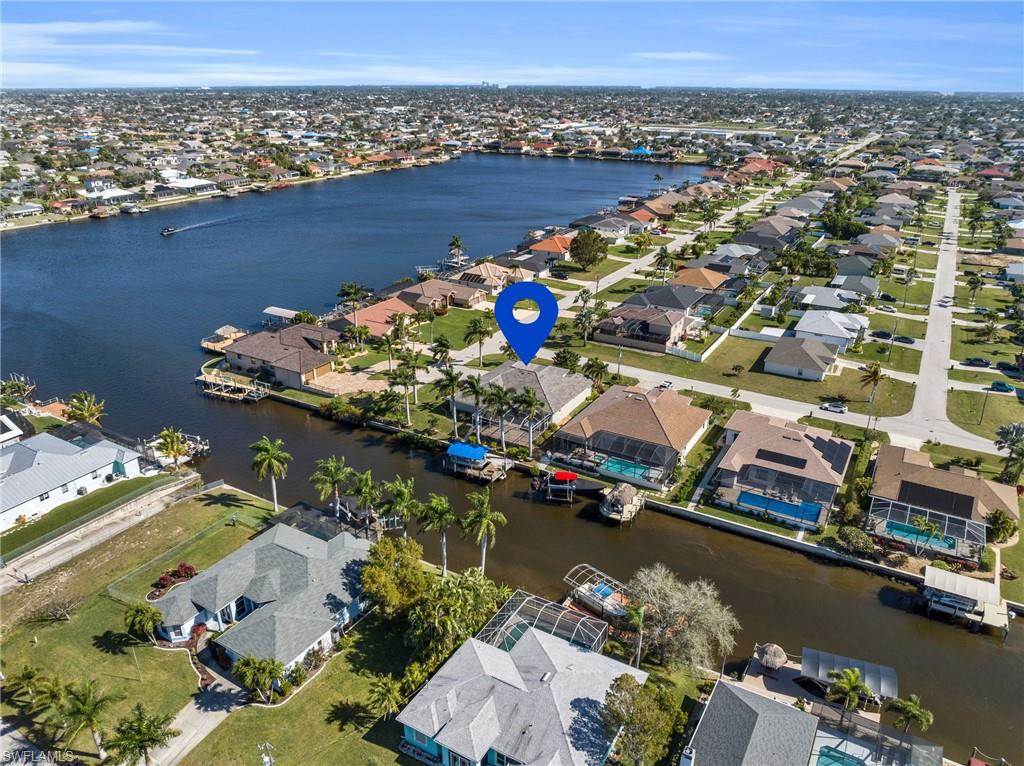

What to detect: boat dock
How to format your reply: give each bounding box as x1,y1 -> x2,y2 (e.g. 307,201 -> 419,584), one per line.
200,325 -> 247,353
444,441 -> 512,483
920,565 -> 1010,639
195,371 -> 270,402
599,482 -> 645,525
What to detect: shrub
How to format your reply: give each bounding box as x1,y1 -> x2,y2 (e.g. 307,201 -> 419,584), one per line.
190,623 -> 208,638
888,552 -> 909,568
932,560 -> 951,571
175,562 -> 197,579
980,547 -> 996,572
288,664 -> 308,687
278,680 -> 293,698
156,574 -> 175,590
837,526 -> 875,556
303,646 -> 327,671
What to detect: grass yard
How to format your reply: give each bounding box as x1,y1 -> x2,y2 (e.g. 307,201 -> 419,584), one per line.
954,285 -> 1014,313
24,414 -> 66,433
546,335 -> 915,416
277,388 -> 334,406
696,503 -> 798,538
181,617 -> 415,766
536,277 -> 583,292
797,416 -> 890,445
850,342 -> 922,375
1000,535 -> 1024,603
594,277 -> 650,303
948,368 -> 1018,387
0,475 -> 174,560
950,324 -> 1021,365
920,442 -> 1006,481
418,308 -> 490,350
946,390 -> 1024,440
560,255 -> 632,283
879,277 -> 936,306
869,316 -> 928,340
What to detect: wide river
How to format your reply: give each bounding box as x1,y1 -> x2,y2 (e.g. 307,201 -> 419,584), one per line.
2,154 -> 1021,761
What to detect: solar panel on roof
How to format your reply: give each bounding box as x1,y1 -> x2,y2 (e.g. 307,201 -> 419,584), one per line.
755,448 -> 808,470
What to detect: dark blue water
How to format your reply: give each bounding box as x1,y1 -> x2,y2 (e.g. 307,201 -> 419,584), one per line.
3,154 -> 1021,762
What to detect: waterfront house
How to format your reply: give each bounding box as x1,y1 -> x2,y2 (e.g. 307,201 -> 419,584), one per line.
553,386 -> 711,489
153,524 -> 370,670
454,362 -> 592,433
794,311 -> 868,354
763,337 -> 839,381
623,284 -> 706,314
865,446 -> 1020,562
396,619 -> 646,766
527,233 -> 575,260
210,172 -> 249,190
390,279 -> 487,312
0,431 -> 143,532
593,305 -> 704,353
454,262 -> 532,296
224,323 -> 340,390
713,411 -> 853,529
334,297 -> 418,339
570,212 -> 645,239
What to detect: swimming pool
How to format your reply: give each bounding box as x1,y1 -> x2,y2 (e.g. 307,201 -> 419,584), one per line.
885,520 -> 956,551
816,745 -> 867,766
601,456 -> 654,481
737,491 -> 821,525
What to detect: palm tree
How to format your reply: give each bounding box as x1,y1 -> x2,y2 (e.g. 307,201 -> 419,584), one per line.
420,493 -> 457,576
104,704 -> 180,766
574,287 -> 593,310
309,455 -> 353,514
368,673 -> 404,719
858,362 -> 889,431
461,488 -> 507,573
380,332 -> 401,373
249,435 -> 292,512
995,422 -> 1024,483
429,335 -> 453,368
633,230 -> 654,253
966,274 -> 983,303
653,172 -> 664,192
980,319 -> 1001,343
233,655 -> 285,704
6,665 -> 43,708
351,469 -> 382,517
582,358 -> 609,388
348,324 -> 371,350
63,679 -> 124,759
911,515 -> 943,556
434,367 -> 463,438
464,315 -> 493,367
124,602 -> 163,645
448,234 -> 464,259
573,307 -> 596,346
484,384 -> 514,453
32,674 -> 69,725
888,694 -> 934,739
500,341 -> 517,360
66,390 -> 106,425
514,388 -> 546,457
385,476 -> 420,538
155,427 -> 187,470
624,603 -> 646,667
390,313 -> 412,348
825,667 -> 873,726
338,281 -> 368,325
388,364 -> 415,426
460,375 -> 486,441
655,248 -> 675,283
401,352 -> 428,404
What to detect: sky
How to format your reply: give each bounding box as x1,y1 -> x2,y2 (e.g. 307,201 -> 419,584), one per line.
2,2 -> 1022,92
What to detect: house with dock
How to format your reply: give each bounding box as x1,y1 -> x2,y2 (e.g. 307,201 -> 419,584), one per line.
224,323 -> 340,390
552,386 -> 711,489
865,446 -> 1020,564
712,411 -> 853,530
153,523 -> 371,669
333,297 -> 418,339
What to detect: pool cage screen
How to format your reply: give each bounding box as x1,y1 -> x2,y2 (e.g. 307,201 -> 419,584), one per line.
553,430 -> 678,472
476,590 -> 609,653
867,498 -> 985,559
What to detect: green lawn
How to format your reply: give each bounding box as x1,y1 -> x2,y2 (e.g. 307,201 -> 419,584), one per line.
1000,535 -> 1024,603
0,489 -> 274,760
849,342 -> 922,375
0,475 -> 174,560
696,503 -> 798,537
946,390 -> 1024,440
920,442 -> 1005,481
346,349 -> 390,371
954,285 -> 1013,313
869,316 -> 928,340
536,277 -> 582,292
181,617 -> 415,766
797,416 -> 890,445
948,368 -> 1017,387
277,388 -> 335,406
560,255 -> 632,283
950,325 -> 1021,365
418,308 -> 490,350
594,277 -> 650,304
24,414 -> 66,433
547,336 -> 915,416
879,277 -> 935,306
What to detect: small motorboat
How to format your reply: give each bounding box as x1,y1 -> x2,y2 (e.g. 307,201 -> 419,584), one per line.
160,227 -> 176,236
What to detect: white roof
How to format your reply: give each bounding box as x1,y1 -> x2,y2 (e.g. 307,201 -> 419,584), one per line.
795,310 -> 869,340
924,566 -> 1001,607
263,306 -> 298,319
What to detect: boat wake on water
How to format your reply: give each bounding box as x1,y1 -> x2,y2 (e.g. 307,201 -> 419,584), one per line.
161,215 -> 243,235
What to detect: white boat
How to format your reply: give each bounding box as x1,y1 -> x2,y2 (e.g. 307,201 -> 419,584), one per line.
574,581 -> 628,619
120,204 -> 148,214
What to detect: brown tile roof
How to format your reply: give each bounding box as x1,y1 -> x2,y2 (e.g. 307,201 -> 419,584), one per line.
871,445 -> 1020,522
225,323 -> 339,374
670,267 -> 728,290
337,297 -> 417,338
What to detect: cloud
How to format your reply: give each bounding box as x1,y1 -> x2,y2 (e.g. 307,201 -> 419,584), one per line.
631,51 -> 732,62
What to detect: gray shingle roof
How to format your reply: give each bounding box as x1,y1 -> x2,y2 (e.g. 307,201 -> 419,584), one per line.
688,682 -> 818,766
461,362 -> 591,418
765,337 -> 838,373
1,433 -> 142,512
397,628 -> 647,765
153,524 -> 370,663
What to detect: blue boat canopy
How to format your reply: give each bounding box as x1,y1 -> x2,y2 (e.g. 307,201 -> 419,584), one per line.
447,442 -> 489,461
630,146 -> 653,156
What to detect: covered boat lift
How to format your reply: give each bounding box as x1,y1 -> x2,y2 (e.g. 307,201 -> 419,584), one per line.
800,647 -> 898,702
444,441 -> 510,483
921,565 -> 1009,638
563,564 -> 634,621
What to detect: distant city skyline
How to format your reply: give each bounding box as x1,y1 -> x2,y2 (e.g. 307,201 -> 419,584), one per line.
2,1 -> 1022,92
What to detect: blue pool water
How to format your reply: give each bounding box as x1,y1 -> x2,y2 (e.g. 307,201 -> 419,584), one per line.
738,491 -> 821,525
885,521 -> 956,551
816,746 -> 867,766
602,456 -> 652,480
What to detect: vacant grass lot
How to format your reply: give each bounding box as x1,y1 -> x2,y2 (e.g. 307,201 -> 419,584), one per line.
1001,534 -> 1024,603
869,316 -> 928,339
546,335 -> 915,416
850,342 -> 922,375
594,277 -> 650,303
417,308 -> 489,350
559,255 -> 632,283
946,390 -> 1024,440
878,277 -> 935,306
954,285 -> 1014,313
949,325 -> 1020,365
948,368 -> 1017,387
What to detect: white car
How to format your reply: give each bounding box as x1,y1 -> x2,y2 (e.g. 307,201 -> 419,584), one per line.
658,380 -> 674,390
820,401 -> 849,414
877,305 -> 897,314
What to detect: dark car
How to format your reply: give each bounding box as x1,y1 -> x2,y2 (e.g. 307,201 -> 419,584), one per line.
894,335 -> 914,344
871,330 -> 893,340
923,240 -> 936,246
996,361 -> 1020,373
879,293 -> 897,302
964,357 -> 992,367
991,381 -> 1015,393
550,270 -> 569,280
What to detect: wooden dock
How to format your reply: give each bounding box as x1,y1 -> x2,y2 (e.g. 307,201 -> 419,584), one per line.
195,371 -> 270,402
445,456 -> 512,483
599,483 -> 645,525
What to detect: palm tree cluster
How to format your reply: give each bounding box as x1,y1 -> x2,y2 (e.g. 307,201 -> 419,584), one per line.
65,390 -> 106,426
233,655 -> 286,703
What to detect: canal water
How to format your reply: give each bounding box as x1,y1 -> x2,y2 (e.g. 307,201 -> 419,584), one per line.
2,154 -> 1021,761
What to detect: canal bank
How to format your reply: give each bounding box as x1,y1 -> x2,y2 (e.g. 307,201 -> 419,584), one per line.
3,154 -> 1022,762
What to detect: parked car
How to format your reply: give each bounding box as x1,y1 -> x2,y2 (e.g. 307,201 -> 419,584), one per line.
657,380 -> 673,390
964,357 -> 992,367
974,307 -> 990,315
923,240 -> 936,246
996,361 -> 1020,373
871,330 -> 893,340
878,305 -> 897,314
550,270 -> 569,280
991,381 -> 1015,393
879,293 -> 897,302
821,401 -> 849,414
893,335 -> 914,344
963,270 -> 976,276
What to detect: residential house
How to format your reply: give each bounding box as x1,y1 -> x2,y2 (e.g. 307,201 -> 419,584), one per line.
794,310 -> 868,353
713,411 -> 854,529
734,216 -> 802,252
224,323 -> 340,389
834,255 -> 876,277
866,446 -> 1020,561
786,286 -> 853,311
334,297 -> 418,339
390,279 -> 487,312
623,284 -> 707,314
829,275 -> 879,300
1000,237 -> 1024,256
670,267 -> 728,291
527,233 -> 575,260
454,262 -> 532,295
593,305 -> 704,352
154,524 -> 371,670
553,386 -> 711,489
570,211 -> 645,239
763,337 -> 839,381
1,431 -> 143,532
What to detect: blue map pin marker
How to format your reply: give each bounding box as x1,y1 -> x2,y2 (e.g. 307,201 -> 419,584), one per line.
494,281 -> 559,365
